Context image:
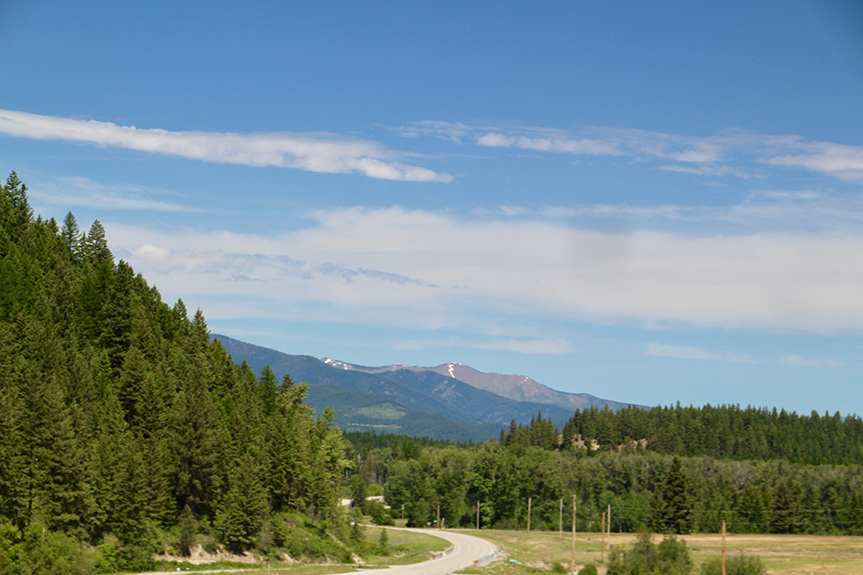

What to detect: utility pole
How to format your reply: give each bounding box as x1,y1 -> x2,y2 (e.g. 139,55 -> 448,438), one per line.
722,520 -> 726,575
476,501 -> 480,530
559,498 -> 563,538
608,504 -> 611,537
600,511 -> 606,563
437,505 -> 440,530
570,495 -> 577,575
527,497 -> 532,532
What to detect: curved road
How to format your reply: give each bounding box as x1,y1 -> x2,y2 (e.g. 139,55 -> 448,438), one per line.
341,529 -> 498,575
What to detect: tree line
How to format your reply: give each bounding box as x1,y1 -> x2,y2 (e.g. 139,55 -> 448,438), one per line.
496,404 -> 863,467
350,423 -> 863,535
557,404 -> 863,466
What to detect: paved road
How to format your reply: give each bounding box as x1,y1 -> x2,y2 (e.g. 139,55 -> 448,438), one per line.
342,528 -> 499,575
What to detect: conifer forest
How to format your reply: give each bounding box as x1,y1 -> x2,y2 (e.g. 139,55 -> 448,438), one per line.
1,172 -> 863,574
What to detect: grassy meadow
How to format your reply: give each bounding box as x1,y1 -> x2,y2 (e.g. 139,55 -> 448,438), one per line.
453,529 -> 863,575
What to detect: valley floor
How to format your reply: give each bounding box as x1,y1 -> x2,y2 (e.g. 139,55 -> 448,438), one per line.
454,529 -> 863,575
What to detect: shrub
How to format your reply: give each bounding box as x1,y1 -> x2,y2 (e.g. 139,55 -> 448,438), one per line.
579,564 -> 598,575
15,522 -> 96,575
607,531 -> 692,575
367,501 -> 394,526
699,554 -> 766,575
177,504 -> 196,556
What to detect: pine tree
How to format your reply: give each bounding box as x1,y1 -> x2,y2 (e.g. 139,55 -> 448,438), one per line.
28,376 -> 88,533
81,220 -> 112,265
167,373 -> 218,519
118,346 -> 148,428
661,456 -> 692,534
771,478 -> 803,533
0,380 -> 27,531
61,212 -> 81,262
0,171 -> 32,242
215,453 -> 268,552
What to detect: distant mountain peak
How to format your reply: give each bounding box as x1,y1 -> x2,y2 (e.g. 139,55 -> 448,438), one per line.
320,358 -> 416,373
322,357 -> 637,413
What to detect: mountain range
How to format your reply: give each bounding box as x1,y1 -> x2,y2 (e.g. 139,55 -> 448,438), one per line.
214,334 -> 642,441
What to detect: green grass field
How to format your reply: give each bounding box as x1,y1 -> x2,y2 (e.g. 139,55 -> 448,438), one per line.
362,525 -> 451,566
454,529 -> 863,575
141,527 -> 450,575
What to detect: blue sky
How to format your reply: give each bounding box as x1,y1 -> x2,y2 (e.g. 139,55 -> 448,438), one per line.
2,1 -> 862,415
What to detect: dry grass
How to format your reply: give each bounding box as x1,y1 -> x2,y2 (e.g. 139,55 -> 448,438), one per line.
453,529 -> 863,575
140,528 -> 450,575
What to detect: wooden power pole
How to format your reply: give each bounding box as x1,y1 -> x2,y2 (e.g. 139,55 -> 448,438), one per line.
570,495 -> 577,575
722,520 -> 726,575
437,505 -> 440,529
527,497 -> 532,532
601,511 -> 606,563
476,501 -> 480,530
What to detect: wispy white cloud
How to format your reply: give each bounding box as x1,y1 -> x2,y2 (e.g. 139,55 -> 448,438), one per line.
108,204 -> 863,334
781,355 -> 841,368
646,343 -> 755,363
476,190 -> 863,233
30,176 -> 199,212
0,109 -> 452,182
767,141 -> 863,181
397,121 -> 863,181
389,336 -> 574,355
475,131 -> 621,155
476,338 -> 575,355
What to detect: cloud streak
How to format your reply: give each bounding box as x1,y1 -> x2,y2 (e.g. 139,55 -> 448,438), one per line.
0,109 -> 452,182
30,176 -> 199,212
646,343 -> 755,364
781,355 -> 841,368
400,121 -> 863,181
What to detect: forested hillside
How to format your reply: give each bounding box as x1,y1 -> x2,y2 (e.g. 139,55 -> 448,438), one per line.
0,173 -> 353,572
349,429 -> 863,536
557,403 -> 863,465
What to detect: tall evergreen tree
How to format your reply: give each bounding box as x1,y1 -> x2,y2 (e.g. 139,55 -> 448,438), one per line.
771,478 -> 804,533
61,211 -> 81,262
661,456 -> 692,534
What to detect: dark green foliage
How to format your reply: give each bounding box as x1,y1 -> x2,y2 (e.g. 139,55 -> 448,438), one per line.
268,513 -> 352,562
661,456 -> 692,534
344,430 -> 465,452
376,527 -> 389,555
771,478 -> 804,534
376,437 -> 863,534
8,521 -> 96,575
499,412 -> 558,449
215,454 -> 268,552
367,500 -> 395,526
562,404 -> 863,466
177,505 -> 196,556
578,564 -> 598,575
0,173 -> 351,568
699,553 -> 766,575
607,532 -> 692,575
